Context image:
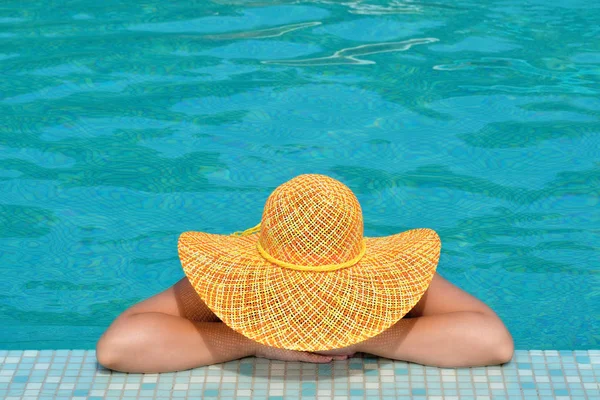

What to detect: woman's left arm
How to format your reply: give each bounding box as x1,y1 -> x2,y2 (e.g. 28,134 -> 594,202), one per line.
314,273 -> 514,367
355,311 -> 514,367
249,312 -> 511,367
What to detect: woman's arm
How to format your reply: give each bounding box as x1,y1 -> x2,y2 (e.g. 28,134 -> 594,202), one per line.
316,273 -> 514,367
96,313 -> 256,373
356,311 -> 514,368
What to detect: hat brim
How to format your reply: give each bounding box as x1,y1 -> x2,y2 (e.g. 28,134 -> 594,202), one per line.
178,228 -> 441,352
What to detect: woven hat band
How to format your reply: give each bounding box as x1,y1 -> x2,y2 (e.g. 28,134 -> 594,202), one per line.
230,223 -> 367,272
257,236 -> 366,271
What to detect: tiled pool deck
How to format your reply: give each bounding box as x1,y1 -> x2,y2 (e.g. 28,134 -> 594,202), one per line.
1,350 -> 598,400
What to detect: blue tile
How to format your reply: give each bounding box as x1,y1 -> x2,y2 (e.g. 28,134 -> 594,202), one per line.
395,368 -> 409,375
9,383 -> 25,390
350,389 -> 364,396
11,376 -> 28,383
239,364 -> 253,374
412,388 -> 426,395
300,382 -> 317,396
520,382 -> 537,389
204,389 -> 219,397
575,356 -> 590,363
141,383 -> 156,390
517,363 -> 532,369
554,389 -> 570,396
73,389 -> 88,396
549,369 -> 563,376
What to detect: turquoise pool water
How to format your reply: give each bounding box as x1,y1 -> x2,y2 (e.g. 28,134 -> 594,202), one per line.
0,0 -> 598,351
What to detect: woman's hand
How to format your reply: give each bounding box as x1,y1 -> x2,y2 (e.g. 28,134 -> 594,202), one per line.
253,342 -> 352,363
310,342 -> 363,358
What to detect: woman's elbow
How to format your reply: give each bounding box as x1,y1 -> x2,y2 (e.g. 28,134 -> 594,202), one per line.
95,315 -> 137,371
96,330 -> 126,371
494,331 -> 515,365
96,336 -> 115,369
484,314 -> 514,365
463,312 -> 515,367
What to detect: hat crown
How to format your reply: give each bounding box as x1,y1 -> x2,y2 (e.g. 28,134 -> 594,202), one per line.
259,174 -> 364,269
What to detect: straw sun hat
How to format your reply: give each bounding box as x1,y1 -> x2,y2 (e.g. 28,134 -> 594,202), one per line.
178,173 -> 441,352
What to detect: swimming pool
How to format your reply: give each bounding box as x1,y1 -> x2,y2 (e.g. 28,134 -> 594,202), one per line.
1,0 -> 599,398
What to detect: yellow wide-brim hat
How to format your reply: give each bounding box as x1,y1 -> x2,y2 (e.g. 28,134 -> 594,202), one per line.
178,173 -> 441,352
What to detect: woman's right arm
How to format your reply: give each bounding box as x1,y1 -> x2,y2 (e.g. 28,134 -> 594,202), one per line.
96,313 -> 347,373
96,313 -> 257,373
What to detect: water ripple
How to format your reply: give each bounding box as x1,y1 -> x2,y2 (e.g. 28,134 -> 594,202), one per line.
262,37 -> 439,66
460,84 -> 597,95
312,18 -> 444,42
127,5 -> 328,33
328,0 -> 423,14
0,53 -> 19,61
2,81 -> 130,104
434,57 -> 539,72
211,0 -> 464,13
429,36 -> 522,53
201,21 -> 322,40
0,145 -> 76,168
72,13 -> 93,20
0,17 -> 25,23
433,58 -> 598,94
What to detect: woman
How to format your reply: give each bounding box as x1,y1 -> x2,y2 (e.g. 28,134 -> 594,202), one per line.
96,174 -> 514,373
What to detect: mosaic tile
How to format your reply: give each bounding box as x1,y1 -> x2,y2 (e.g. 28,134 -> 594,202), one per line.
1,350 -> 599,399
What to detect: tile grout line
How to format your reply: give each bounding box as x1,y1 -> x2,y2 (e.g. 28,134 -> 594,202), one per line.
53,350 -> 68,399
581,350 -> 590,400
556,350 -> 570,400
516,349 -> 532,399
